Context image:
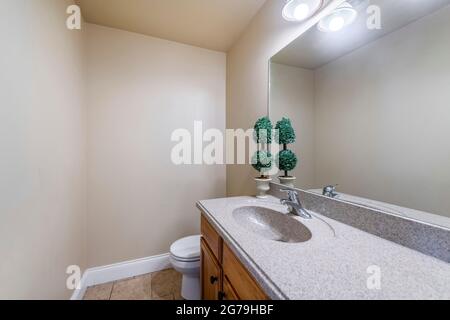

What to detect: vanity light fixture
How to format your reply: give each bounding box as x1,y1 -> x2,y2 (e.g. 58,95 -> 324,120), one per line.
318,1 -> 358,32
282,0 -> 324,22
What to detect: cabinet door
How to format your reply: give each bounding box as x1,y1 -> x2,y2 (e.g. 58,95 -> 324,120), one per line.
201,215 -> 222,261
222,242 -> 268,300
222,276 -> 239,300
201,238 -> 221,300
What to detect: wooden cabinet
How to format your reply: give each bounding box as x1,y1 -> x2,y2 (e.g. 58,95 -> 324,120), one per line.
222,242 -> 267,300
201,238 -> 221,300
201,213 -> 269,301
222,276 -> 239,300
201,215 -> 222,260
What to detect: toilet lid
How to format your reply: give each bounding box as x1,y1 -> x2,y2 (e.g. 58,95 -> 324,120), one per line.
170,235 -> 201,261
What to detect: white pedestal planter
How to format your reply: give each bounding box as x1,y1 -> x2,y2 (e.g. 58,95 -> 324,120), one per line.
254,178 -> 272,199
278,176 -> 296,188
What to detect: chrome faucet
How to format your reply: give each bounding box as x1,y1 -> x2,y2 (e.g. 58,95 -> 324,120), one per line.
323,185 -> 339,198
280,189 -> 312,219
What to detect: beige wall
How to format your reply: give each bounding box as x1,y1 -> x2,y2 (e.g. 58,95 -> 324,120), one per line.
0,0 -> 87,299
226,0 -> 343,196
270,63 -> 315,187
86,24 -> 226,267
314,5 -> 450,218
0,0 -> 344,299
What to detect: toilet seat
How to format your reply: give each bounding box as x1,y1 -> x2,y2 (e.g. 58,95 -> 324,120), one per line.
170,235 -> 201,262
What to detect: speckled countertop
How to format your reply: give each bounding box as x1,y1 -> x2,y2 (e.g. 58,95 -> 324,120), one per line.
197,196 -> 450,300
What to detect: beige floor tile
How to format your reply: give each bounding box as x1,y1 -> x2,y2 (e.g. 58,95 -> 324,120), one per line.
110,274 -> 152,300
151,269 -> 182,299
82,269 -> 183,300
83,283 -> 113,300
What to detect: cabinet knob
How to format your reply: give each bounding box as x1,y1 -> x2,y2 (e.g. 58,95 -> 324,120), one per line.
210,276 -> 218,284
218,291 -> 226,300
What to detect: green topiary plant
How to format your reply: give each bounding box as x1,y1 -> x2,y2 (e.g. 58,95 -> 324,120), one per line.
277,150 -> 298,178
275,117 -> 296,147
252,151 -> 273,179
275,117 -> 298,178
254,117 -> 273,144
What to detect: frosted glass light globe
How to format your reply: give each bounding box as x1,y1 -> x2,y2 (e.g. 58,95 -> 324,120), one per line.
329,16 -> 345,31
318,2 -> 358,32
282,0 -> 323,22
293,3 -> 310,21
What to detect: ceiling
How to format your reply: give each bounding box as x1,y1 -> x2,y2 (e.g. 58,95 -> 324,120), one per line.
76,0 -> 267,52
272,0 -> 450,69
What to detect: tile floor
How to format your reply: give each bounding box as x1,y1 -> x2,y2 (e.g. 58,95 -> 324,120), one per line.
83,268 -> 183,300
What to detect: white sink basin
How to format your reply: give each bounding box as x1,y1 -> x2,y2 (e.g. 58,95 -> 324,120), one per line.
232,206 -> 313,243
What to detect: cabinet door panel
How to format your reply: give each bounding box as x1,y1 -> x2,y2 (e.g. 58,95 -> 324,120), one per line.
222,276 -> 239,300
222,242 -> 268,300
201,215 -> 222,261
201,238 -> 221,300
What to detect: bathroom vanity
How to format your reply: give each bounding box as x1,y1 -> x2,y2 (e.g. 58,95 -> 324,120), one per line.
197,192 -> 450,300
200,214 -> 268,300
196,1 -> 450,300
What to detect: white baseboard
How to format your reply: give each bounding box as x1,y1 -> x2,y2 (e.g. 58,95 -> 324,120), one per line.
70,253 -> 171,300
70,273 -> 89,300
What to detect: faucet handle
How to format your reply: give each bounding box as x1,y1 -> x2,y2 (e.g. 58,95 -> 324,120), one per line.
323,185 -> 339,197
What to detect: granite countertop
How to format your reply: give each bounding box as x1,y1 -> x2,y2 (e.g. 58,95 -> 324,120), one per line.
197,196 -> 450,300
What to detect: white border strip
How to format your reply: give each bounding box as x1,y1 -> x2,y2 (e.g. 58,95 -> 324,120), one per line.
70,253 -> 171,300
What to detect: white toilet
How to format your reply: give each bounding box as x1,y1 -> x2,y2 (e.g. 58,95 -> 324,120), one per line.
170,235 -> 201,300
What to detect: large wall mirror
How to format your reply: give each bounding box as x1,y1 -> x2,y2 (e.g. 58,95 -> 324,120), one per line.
269,0 -> 450,227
